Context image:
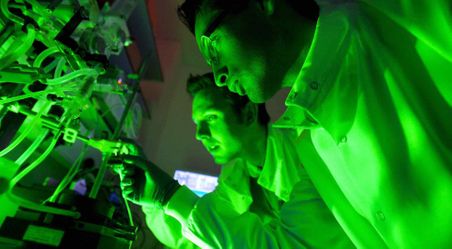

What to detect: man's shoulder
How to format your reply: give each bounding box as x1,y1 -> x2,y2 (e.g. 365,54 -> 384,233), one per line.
269,125 -> 299,139
268,126 -> 303,150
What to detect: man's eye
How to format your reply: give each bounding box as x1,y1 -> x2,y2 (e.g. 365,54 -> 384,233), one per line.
206,115 -> 217,122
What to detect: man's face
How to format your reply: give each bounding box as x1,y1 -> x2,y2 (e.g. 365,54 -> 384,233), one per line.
194,3 -> 285,103
192,89 -> 248,165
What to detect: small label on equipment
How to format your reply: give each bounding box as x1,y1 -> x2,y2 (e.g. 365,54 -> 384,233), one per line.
23,225 -> 64,247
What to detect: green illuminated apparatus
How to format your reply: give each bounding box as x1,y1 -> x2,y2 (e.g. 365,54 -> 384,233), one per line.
0,0 -> 144,248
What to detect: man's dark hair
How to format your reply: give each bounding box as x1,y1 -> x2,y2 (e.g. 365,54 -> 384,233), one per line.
177,0 -> 319,35
177,0 -> 201,34
187,72 -> 270,126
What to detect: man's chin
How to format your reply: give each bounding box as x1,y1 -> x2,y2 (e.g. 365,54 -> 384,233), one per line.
214,158 -> 226,165
213,156 -> 230,165
248,89 -> 272,104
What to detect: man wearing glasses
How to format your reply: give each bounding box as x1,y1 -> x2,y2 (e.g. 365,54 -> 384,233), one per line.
112,73 -> 353,248
177,0 -> 452,248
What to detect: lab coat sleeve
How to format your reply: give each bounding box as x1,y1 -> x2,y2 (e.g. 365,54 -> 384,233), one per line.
142,189 -> 200,249
354,0 -> 452,62
165,182 -> 353,249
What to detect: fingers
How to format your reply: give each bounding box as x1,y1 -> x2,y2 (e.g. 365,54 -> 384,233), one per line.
108,156 -> 140,173
108,155 -> 141,203
121,182 -> 135,195
113,154 -> 149,171
121,186 -> 137,202
118,138 -> 143,156
109,154 -> 142,165
116,166 -> 136,184
119,172 -> 135,190
121,177 -> 134,187
108,156 -> 138,188
107,155 -> 148,204
119,174 -> 139,202
110,164 -> 124,175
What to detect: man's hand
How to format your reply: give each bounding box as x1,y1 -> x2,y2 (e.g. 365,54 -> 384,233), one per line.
108,155 -> 180,207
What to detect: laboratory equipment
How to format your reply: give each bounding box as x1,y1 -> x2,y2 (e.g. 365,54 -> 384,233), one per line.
0,0 -> 158,248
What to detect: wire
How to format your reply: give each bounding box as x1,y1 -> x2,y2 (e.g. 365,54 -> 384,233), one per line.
33,47 -> 60,68
124,199 -> 136,249
0,102 -> 49,157
0,118 -> 36,157
15,129 -> 48,166
45,143 -> 89,203
10,130 -> 61,188
88,153 -> 111,198
45,68 -> 98,85
54,57 -> 66,78
6,191 -> 81,218
0,24 -> 36,70
0,82 -> 77,105
124,199 -> 135,227
0,0 -> 23,25
107,76 -> 142,239
0,89 -> 52,105
99,103 -> 124,118
27,0 -> 65,30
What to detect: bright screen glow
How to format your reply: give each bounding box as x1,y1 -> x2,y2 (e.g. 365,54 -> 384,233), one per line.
174,170 -> 218,197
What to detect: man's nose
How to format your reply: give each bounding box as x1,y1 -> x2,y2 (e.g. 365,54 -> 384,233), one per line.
195,123 -> 210,141
212,64 -> 229,87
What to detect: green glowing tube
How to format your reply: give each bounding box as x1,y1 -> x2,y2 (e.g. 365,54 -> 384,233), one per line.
10,131 -> 61,188
0,103 -> 49,157
0,25 -> 36,70
15,130 -> 49,166
46,145 -> 88,203
0,89 -> 52,105
0,0 -> 23,25
6,192 -> 81,218
33,47 -> 61,68
54,57 -> 66,78
45,68 -> 98,85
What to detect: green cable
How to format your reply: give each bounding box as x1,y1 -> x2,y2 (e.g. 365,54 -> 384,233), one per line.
46,68 -> 98,85
46,143 -> 88,203
0,25 -> 36,70
125,199 -> 135,228
33,47 -> 60,68
10,130 -> 61,187
15,129 -> 49,166
6,192 -> 81,218
0,89 -> 52,105
54,57 -> 66,78
0,0 -> 23,25
0,103 -> 49,157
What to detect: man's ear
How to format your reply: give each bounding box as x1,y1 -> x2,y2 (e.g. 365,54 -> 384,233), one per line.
243,103 -> 258,126
257,0 -> 275,16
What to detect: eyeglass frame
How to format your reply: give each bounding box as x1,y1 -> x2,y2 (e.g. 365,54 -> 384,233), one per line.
199,11 -> 229,66
198,0 -> 251,66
